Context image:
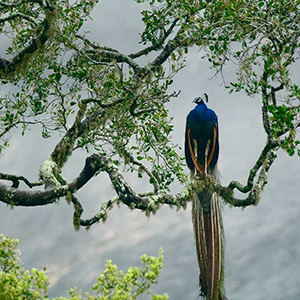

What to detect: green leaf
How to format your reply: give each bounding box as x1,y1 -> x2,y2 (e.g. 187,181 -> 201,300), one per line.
55,73 -> 62,82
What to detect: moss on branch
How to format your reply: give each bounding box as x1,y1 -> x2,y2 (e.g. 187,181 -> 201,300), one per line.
0,1 -> 57,79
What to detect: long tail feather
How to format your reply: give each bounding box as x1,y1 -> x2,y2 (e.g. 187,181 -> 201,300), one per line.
192,166 -> 227,300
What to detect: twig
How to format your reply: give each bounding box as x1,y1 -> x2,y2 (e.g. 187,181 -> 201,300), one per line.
0,173 -> 43,188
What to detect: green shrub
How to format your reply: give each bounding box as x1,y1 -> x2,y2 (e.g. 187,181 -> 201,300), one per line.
0,234 -> 168,300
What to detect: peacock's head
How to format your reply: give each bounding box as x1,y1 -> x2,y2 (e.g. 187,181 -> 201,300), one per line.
193,93 -> 209,104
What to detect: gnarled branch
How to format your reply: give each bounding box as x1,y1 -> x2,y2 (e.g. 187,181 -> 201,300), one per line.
0,173 -> 43,188
0,0 -> 57,77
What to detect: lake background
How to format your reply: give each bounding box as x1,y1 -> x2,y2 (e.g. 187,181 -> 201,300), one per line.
1,1 -> 300,299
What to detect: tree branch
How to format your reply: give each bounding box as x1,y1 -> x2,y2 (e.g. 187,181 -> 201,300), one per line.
71,193 -> 116,229
129,18 -> 179,59
0,153 -> 112,206
220,148 -> 277,207
49,103 -> 104,170
0,0 -> 45,8
0,12 -> 38,25
0,153 -> 189,211
85,49 -> 142,73
0,0 -> 57,77
148,26 -> 187,70
0,147 -> 279,227
117,143 -> 159,193
75,34 -> 119,53
82,97 -> 124,109
261,71 -> 272,138
227,139 -> 278,193
0,173 -> 43,188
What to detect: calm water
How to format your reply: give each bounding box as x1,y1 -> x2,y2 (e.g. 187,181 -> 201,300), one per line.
1,1 -> 300,298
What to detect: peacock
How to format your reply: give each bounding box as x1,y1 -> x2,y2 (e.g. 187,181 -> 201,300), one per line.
185,93 -> 227,300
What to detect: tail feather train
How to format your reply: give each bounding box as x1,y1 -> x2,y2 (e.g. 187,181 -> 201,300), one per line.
192,166 -> 226,300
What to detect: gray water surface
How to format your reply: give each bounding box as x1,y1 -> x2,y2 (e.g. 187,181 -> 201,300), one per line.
1,1 -> 300,299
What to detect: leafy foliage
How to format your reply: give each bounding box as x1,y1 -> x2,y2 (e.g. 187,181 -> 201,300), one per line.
0,0 -> 299,227
197,0 -> 300,156
0,234 -> 49,300
0,234 -> 167,300
1,0 -> 299,168
0,0 -> 190,190
0,0 -> 300,230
